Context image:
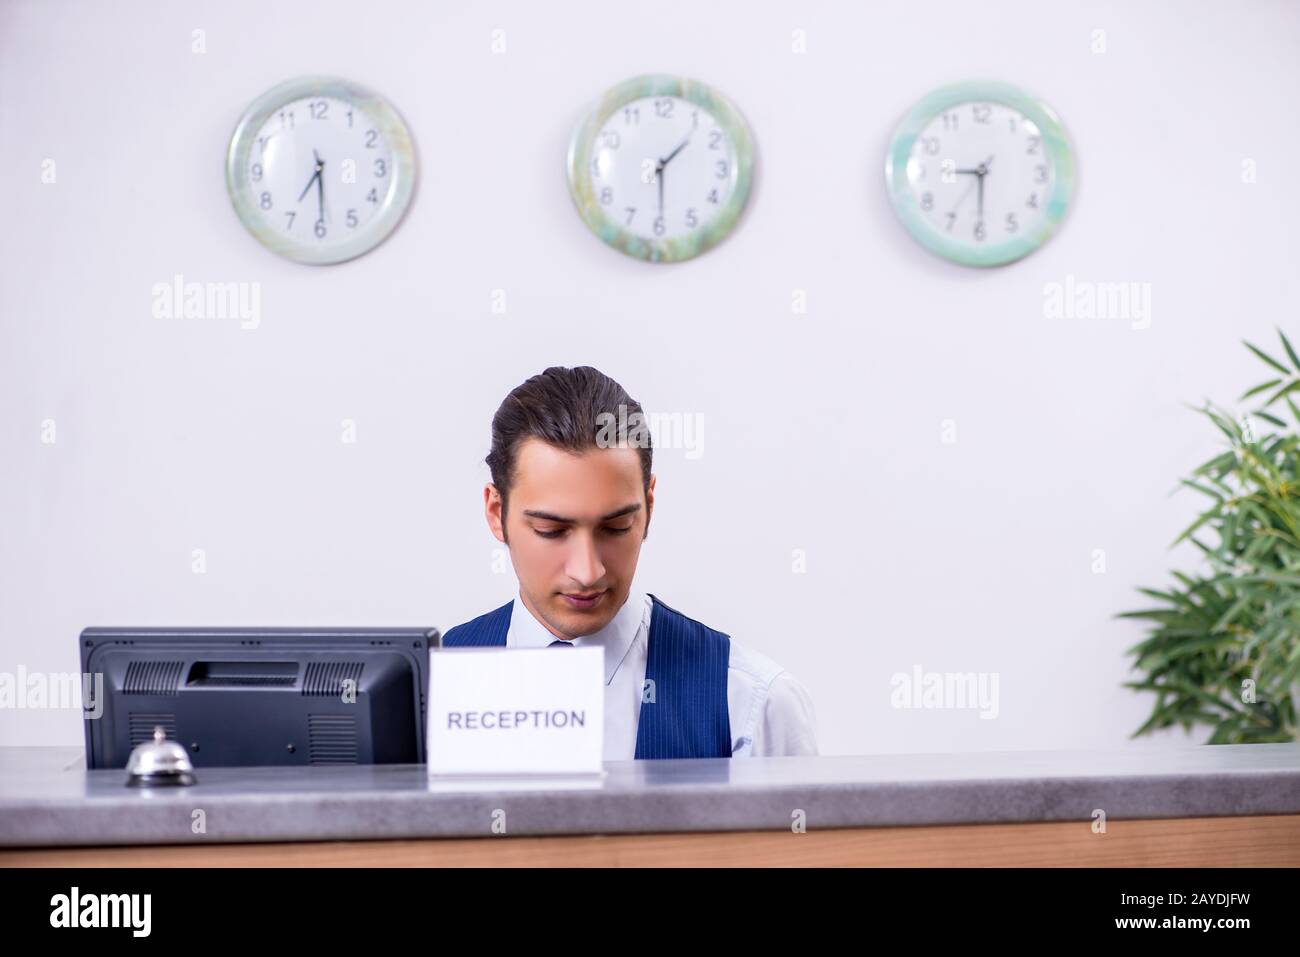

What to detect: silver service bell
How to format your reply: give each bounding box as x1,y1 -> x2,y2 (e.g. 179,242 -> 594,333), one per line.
125,726 -> 197,788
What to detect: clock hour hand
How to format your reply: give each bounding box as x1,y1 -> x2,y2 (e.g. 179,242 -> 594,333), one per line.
297,168 -> 320,203
659,135 -> 691,168
954,155 -> 995,176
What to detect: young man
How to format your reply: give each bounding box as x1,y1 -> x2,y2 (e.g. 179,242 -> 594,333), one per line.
443,366 -> 818,760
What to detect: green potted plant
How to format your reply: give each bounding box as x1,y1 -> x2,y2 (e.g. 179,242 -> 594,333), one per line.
1122,329 -> 1300,744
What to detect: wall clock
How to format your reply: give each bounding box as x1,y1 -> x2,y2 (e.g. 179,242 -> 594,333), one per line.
884,81 -> 1075,267
566,74 -> 756,263
226,75 -> 417,265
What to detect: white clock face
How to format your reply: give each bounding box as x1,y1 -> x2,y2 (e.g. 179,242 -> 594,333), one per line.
246,96 -> 394,246
226,77 -> 416,264
589,95 -> 737,242
904,102 -> 1054,247
567,75 -> 756,262
885,83 -> 1075,267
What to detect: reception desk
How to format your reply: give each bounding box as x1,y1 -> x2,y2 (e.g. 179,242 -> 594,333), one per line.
3,744 -> 1300,866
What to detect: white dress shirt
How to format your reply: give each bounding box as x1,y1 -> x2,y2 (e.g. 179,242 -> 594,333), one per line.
505,588 -> 819,761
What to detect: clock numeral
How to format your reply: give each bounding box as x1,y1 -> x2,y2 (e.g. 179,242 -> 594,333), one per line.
973,220 -> 986,241
706,188 -> 719,205
945,212 -> 957,232
624,207 -> 636,225
284,211 -> 295,229
1034,164 -> 1049,183
922,137 -> 940,155
920,192 -> 933,211
654,98 -> 674,119
346,109 -> 353,128
1026,192 -> 1039,209
314,219 -> 327,239
366,129 -> 379,149
708,129 -> 722,150
260,192 -> 272,210
367,188 -> 380,204
623,106 -> 639,125
309,100 -> 329,120
653,215 -> 665,236
374,158 -> 387,177
715,159 -> 728,179
1008,117 -> 1017,133
346,209 -> 358,228
257,136 -> 268,154
691,110 -> 699,130
600,131 -> 620,149
1005,212 -> 1018,233
251,163 -> 263,182
971,104 -> 991,124
685,208 -> 698,229
1026,136 -> 1040,154
942,112 -> 958,131
278,110 -> 294,129
599,187 -> 612,205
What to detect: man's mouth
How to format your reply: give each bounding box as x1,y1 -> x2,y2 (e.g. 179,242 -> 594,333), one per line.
560,590 -> 606,610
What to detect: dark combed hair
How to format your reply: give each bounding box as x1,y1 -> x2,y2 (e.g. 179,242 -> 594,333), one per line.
486,366 -> 653,520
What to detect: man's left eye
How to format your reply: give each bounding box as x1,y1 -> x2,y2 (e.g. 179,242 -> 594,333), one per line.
605,525 -> 633,535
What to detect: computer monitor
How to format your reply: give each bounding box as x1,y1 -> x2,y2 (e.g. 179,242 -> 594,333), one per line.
80,626 -> 440,769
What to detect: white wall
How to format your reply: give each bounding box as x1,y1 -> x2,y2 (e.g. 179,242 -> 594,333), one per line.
2,0 -> 1298,755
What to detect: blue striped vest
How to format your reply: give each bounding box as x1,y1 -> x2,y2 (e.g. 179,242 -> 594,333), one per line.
441,593 -> 732,759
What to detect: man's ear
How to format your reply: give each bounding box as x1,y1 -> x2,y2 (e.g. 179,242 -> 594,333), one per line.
643,474 -> 655,540
485,484 -> 507,545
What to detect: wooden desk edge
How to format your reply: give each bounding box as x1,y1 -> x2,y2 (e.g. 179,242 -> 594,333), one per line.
4,814 -> 1300,867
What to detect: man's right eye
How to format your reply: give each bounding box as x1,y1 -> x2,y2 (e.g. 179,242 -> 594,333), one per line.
534,528 -> 565,539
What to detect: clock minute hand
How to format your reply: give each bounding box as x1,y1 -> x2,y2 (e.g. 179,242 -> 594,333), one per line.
655,136 -> 691,219
976,155 -> 992,222
313,151 -> 325,224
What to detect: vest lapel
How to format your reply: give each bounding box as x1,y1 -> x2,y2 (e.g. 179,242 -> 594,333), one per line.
634,594 -> 733,759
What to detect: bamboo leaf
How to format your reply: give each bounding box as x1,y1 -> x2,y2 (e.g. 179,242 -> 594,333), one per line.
1279,328 -> 1300,372
1244,340 -> 1291,375
1241,378 -> 1283,400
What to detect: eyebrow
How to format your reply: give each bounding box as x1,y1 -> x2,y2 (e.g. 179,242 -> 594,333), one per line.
522,504 -> 642,525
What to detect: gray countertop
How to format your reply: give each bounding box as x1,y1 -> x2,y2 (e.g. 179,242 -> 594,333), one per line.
2,743 -> 1299,847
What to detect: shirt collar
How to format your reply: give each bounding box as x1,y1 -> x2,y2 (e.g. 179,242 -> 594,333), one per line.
507,588 -> 648,685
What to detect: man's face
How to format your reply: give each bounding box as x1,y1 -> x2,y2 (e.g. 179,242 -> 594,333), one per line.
485,437 -> 655,641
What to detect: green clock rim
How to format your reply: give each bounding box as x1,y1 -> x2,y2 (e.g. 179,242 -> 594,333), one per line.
565,73 -> 756,264
884,80 -> 1075,268
225,75 -> 418,266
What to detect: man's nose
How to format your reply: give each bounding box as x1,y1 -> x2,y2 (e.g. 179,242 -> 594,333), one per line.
564,530 -> 606,587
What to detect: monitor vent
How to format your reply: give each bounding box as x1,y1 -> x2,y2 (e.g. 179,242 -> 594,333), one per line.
128,713 -> 177,746
302,661 -> 364,697
308,714 -> 359,764
123,660 -> 183,695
